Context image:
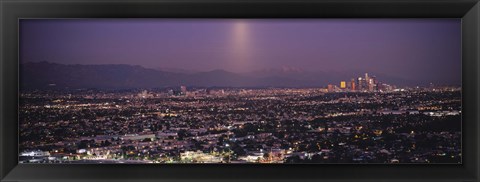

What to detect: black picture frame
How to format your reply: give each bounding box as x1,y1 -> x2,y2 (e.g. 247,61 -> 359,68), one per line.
1,0 -> 479,181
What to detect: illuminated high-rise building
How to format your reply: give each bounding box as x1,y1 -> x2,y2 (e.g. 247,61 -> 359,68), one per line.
327,84 -> 334,92
368,78 -> 374,91
364,73 -> 370,90
357,77 -> 364,91
377,81 -> 384,91
371,76 -> 378,91
167,89 -> 174,96
180,86 -> 187,94
350,78 -> 356,91
340,81 -> 346,89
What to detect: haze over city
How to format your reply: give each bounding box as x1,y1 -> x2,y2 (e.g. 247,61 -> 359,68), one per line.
20,19 -> 461,86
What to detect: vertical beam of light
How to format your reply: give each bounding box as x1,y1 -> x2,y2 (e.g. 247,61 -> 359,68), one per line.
230,20 -> 251,72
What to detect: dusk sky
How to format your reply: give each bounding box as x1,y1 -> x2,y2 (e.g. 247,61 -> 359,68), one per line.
20,19 -> 461,82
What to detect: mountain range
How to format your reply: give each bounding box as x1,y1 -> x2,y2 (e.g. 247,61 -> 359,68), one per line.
20,62 -> 443,90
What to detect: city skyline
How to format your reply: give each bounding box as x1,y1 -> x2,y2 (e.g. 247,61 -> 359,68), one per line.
20,61 -> 456,90
20,19 -> 461,85
19,19 -> 462,164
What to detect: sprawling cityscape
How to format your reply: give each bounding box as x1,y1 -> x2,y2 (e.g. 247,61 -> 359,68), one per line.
19,19 -> 461,164
19,72 -> 461,164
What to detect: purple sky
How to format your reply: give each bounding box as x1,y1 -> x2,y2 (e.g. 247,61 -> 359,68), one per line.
20,19 -> 461,82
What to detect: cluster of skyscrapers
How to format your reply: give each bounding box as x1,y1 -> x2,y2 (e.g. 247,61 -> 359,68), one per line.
328,73 -> 393,92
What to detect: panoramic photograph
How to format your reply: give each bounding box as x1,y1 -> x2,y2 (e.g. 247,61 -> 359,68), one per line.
19,19 -> 461,164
